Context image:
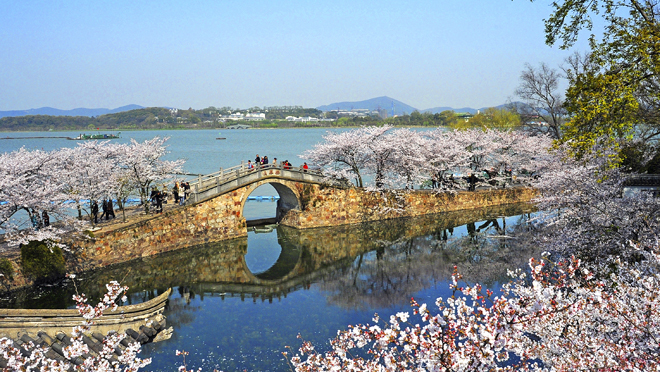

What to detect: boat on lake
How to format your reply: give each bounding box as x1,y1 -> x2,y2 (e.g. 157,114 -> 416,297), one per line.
69,133 -> 120,140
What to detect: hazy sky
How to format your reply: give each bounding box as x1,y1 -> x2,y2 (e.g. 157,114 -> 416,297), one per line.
1,0 -> 592,111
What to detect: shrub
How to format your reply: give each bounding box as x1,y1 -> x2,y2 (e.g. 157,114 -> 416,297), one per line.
0,258 -> 14,281
20,241 -> 66,283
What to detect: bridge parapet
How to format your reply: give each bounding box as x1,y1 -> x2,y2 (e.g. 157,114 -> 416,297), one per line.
187,163 -> 333,203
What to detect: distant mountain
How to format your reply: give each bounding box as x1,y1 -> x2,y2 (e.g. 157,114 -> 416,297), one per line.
317,96 -> 418,116
0,104 -> 144,118
318,96 -> 521,117
422,102 -> 525,115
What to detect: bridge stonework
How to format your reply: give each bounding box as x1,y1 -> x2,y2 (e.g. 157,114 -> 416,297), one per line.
280,185 -> 536,229
68,171 -> 535,271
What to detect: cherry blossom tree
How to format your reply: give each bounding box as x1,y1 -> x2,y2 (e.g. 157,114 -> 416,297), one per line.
292,136 -> 660,372
117,137 -> 183,214
0,278 -> 152,371
58,141 -> 127,225
305,127 -> 553,191
531,141 -> 660,262
303,127 -> 391,188
0,147 -> 77,245
290,251 -> 660,372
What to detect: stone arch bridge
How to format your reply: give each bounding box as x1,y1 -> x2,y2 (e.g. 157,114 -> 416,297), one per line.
72,163 -> 535,269
184,163 -> 336,223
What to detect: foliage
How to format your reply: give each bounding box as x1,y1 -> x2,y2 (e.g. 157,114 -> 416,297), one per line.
450,107 -> 522,131
540,1 -> 660,156
20,240 -> 66,283
117,137 -> 184,213
0,258 -> 14,281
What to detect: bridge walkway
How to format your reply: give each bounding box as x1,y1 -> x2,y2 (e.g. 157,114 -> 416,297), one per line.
186,163 -> 333,204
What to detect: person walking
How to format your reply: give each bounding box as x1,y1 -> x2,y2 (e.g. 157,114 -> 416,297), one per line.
155,190 -> 164,214
107,199 -> 116,219
100,199 -> 109,220
173,182 -> 180,204
42,210 -> 50,227
30,210 -> 39,229
91,201 -> 99,224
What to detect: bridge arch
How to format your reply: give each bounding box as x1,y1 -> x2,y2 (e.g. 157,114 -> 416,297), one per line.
240,179 -> 302,223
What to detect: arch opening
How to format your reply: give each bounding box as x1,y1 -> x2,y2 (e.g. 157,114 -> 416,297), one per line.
243,181 -> 300,227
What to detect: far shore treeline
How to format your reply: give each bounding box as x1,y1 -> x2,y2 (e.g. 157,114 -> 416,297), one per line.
0,105 -> 519,131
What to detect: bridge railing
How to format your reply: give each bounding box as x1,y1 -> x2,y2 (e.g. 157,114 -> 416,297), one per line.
187,162 -> 322,202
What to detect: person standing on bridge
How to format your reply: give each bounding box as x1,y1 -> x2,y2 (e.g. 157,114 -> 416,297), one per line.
262,155 -> 269,167
181,181 -> 190,205
255,154 -> 261,167
272,158 -> 278,168
247,160 -> 254,170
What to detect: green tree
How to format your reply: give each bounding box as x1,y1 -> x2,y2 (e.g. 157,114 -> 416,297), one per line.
540,0 -> 660,156
451,108 -> 521,131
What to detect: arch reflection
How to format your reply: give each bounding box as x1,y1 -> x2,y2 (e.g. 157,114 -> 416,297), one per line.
2,203 -> 538,310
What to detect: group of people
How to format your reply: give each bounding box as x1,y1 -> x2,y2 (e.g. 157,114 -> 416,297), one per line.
90,199 -> 115,224
248,154 -> 308,171
29,209 -> 50,229
172,181 -> 191,206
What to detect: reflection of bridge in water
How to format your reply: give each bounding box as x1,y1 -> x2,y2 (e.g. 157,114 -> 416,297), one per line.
72,203 -> 536,306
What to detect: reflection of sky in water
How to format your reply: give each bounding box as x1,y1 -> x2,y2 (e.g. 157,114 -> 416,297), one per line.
141,212 -> 537,372
245,230 -> 282,275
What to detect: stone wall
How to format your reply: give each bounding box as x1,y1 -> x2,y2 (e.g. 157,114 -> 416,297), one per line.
66,190 -> 248,271
280,186 -> 536,229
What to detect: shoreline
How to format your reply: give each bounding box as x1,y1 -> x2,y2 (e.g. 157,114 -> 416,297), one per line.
0,124 -> 436,134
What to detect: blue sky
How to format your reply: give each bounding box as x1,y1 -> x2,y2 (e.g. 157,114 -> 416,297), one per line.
0,0 -> 592,111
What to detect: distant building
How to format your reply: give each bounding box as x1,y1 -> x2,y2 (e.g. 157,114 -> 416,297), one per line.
244,113 -> 266,121
219,112 -> 266,121
455,113 -> 474,122
329,109 -> 379,118
286,116 -> 320,122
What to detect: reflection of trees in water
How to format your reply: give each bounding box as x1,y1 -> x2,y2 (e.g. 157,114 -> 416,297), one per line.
317,212 -> 542,310
142,287 -> 201,353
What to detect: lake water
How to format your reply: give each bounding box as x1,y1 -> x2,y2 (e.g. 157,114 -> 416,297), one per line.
0,129 -> 539,371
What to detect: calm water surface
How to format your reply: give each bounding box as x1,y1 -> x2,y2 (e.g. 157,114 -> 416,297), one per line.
0,129 -> 537,371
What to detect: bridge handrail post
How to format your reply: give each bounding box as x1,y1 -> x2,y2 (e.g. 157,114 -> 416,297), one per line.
198,174 -> 202,189
194,184 -> 198,203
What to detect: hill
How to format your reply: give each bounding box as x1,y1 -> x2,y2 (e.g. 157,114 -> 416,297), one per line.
0,104 -> 144,119
316,96 -> 514,116
317,96 -> 418,116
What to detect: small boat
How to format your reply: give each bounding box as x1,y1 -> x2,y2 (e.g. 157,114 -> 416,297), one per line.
69,133 -> 120,140
216,132 -> 226,140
